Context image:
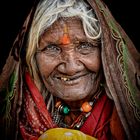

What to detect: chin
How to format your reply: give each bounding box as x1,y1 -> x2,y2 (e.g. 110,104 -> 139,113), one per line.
54,89 -> 92,101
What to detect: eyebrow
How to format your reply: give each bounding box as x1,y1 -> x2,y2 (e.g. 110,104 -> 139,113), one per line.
87,38 -> 101,46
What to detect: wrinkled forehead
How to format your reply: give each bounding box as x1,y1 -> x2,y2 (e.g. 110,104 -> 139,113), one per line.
40,17 -> 87,43
48,17 -> 84,33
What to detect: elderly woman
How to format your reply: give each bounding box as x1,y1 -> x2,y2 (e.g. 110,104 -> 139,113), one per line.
0,0 -> 140,140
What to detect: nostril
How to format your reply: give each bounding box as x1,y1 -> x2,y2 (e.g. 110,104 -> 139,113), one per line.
57,54 -> 84,75
57,61 -> 84,76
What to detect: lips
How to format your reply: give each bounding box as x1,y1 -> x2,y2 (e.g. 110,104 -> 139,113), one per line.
54,73 -> 89,82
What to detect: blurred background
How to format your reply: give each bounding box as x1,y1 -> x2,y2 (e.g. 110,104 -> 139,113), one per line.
0,0 -> 139,73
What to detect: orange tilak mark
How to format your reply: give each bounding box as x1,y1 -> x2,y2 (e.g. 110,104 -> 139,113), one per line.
60,34 -> 71,45
60,24 -> 71,45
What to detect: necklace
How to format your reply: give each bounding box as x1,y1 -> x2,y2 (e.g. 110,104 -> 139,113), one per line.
52,88 -> 103,129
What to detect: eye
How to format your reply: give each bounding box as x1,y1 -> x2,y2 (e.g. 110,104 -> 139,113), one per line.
41,44 -> 61,55
46,44 -> 60,51
77,42 -> 95,55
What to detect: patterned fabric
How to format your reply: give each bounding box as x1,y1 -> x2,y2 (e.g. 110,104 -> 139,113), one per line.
0,0 -> 140,140
88,1 -> 140,139
19,72 -> 56,140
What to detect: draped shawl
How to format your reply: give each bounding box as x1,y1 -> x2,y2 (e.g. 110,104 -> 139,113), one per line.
0,0 -> 140,139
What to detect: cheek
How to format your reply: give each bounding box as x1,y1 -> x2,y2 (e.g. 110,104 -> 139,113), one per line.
36,54 -> 58,78
81,53 -> 101,72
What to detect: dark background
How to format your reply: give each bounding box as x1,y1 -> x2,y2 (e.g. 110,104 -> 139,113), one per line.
0,0 -> 139,72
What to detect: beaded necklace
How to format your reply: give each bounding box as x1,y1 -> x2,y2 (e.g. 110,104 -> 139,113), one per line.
52,88 -> 103,129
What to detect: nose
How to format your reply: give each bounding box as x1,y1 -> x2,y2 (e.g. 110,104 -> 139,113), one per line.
57,53 -> 84,75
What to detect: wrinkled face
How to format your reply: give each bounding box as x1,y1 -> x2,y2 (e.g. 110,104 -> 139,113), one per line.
36,18 -> 102,101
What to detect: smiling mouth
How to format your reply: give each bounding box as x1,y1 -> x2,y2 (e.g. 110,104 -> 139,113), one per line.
54,73 -> 88,82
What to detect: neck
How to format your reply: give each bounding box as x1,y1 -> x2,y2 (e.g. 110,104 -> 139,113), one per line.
65,97 -> 91,110
60,87 -> 103,111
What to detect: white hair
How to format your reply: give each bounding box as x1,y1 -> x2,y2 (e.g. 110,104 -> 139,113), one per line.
34,0 -> 101,39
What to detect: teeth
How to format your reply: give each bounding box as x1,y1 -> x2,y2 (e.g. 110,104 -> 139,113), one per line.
61,77 -> 70,81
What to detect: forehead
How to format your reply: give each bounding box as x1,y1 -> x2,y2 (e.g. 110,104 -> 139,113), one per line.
40,18 -> 87,43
